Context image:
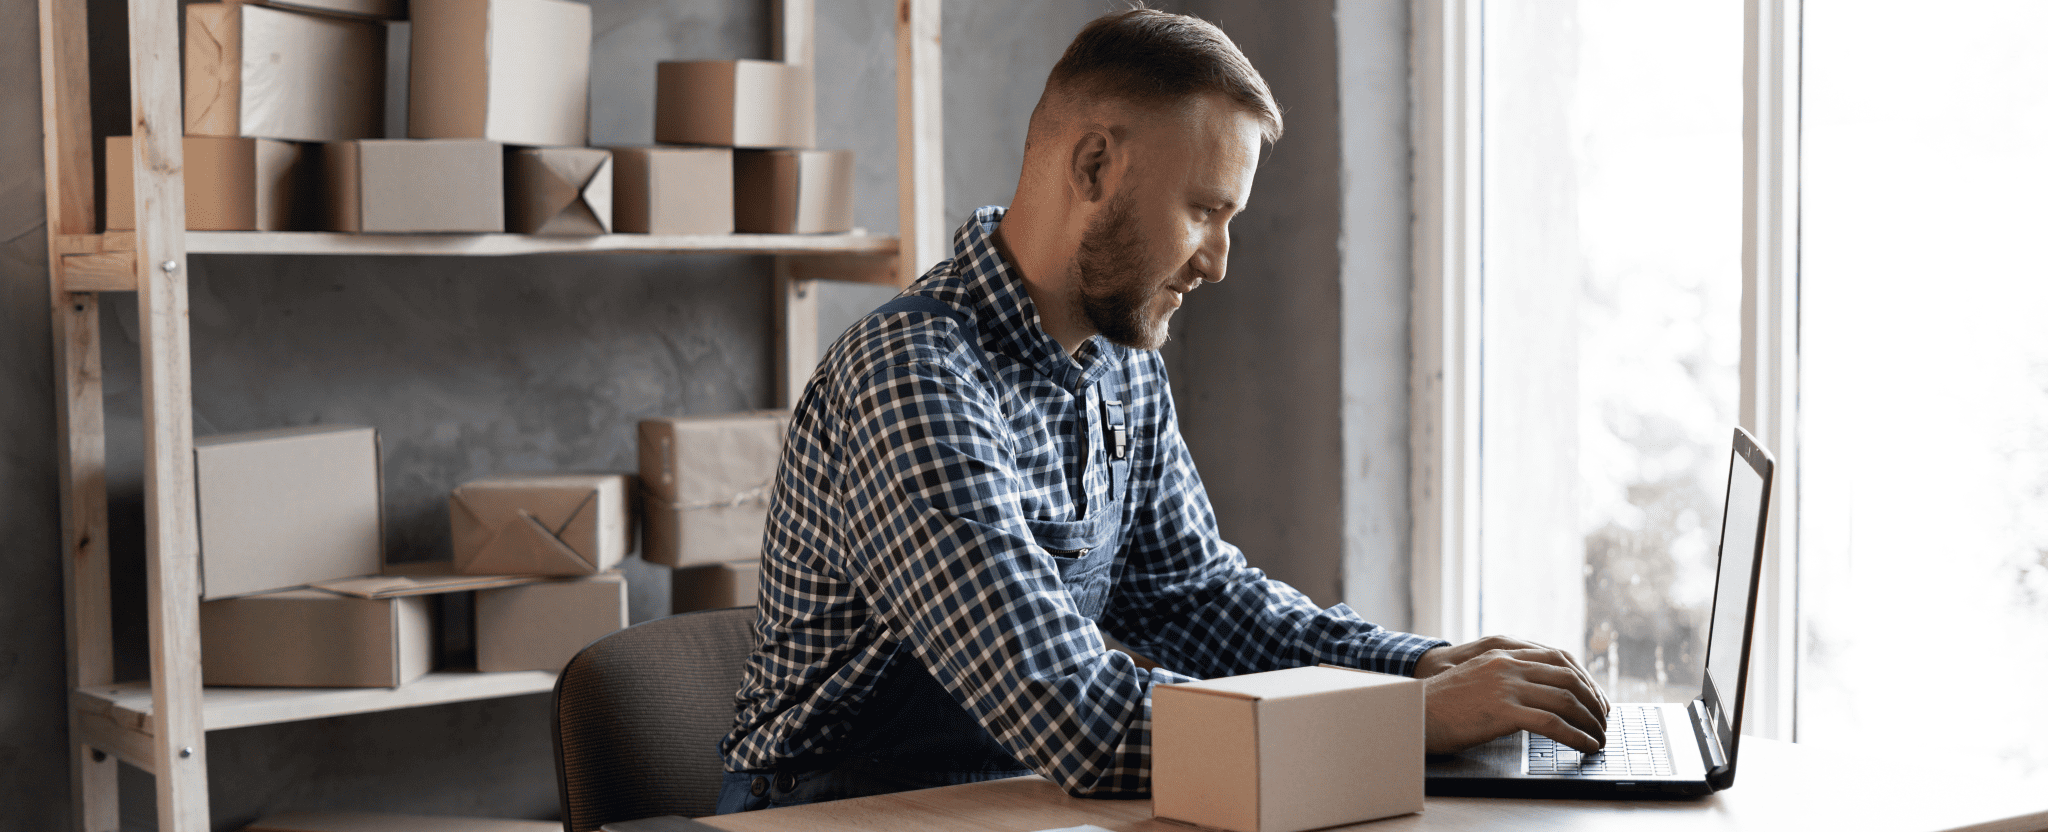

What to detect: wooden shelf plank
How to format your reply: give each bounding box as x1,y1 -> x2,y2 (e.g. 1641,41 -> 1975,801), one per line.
182,231 -> 897,257
76,671 -> 558,734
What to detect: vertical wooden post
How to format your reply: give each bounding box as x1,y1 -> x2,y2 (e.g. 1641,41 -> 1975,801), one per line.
40,0 -> 120,823
772,0 -> 818,409
126,0 -> 209,826
895,0 -> 943,286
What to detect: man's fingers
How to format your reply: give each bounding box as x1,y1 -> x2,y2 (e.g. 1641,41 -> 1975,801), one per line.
1508,657 -> 1607,732
1523,708 -> 1604,755
1506,648 -> 1610,721
1513,675 -> 1607,748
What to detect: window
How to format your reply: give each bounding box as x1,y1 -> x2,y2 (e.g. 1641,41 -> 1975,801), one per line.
1475,0 -> 1743,705
1417,0 -> 2048,770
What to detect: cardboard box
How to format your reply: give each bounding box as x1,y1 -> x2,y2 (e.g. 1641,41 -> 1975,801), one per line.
250,811 -> 558,832
637,412 -> 787,568
609,146 -> 733,235
323,139 -> 505,232
506,146 -> 611,234
195,425 -> 383,600
186,2 -> 385,142
106,136 -> 308,231
733,150 -> 853,234
474,571 -> 627,672
409,0 -> 592,147
200,589 -> 430,687
654,60 -> 815,149
224,0 -> 406,21
670,560 -> 758,612
1152,666 -> 1425,832
449,473 -> 631,575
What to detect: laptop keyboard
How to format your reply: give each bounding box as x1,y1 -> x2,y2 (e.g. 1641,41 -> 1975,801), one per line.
1527,704 -> 1674,776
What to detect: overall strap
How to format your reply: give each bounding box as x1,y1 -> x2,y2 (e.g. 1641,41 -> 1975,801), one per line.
1100,357 -> 1131,504
873,296 -> 1000,387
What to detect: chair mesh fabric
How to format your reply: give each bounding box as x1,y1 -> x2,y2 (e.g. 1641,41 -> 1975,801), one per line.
552,606 -> 758,831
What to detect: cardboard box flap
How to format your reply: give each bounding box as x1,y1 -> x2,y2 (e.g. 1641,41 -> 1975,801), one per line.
249,811 -> 559,832
508,147 -> 612,234
311,572 -> 550,598
457,505 -> 597,574
1176,664 -> 1404,702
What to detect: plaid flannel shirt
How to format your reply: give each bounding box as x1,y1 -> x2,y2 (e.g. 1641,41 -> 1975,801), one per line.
721,206 -> 1447,796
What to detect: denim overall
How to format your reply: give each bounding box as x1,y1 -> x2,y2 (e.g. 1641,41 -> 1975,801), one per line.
718,296 -> 1132,813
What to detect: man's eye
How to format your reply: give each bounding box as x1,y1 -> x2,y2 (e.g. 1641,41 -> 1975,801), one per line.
1197,205 -> 1218,218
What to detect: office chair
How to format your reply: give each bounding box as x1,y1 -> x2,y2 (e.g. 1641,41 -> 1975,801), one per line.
552,606 -> 759,831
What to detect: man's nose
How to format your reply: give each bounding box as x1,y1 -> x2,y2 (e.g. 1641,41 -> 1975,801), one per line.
1196,227 -> 1229,283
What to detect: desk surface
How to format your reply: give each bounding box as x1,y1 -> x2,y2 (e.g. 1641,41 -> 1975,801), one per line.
696,739 -> 2048,832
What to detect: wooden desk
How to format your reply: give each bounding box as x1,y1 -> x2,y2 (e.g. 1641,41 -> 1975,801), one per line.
696,739 -> 2048,832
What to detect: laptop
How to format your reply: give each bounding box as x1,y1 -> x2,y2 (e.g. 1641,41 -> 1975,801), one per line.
1424,426 -> 1775,798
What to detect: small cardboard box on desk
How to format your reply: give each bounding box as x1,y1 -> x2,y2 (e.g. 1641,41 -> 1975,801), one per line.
1152,665 -> 1425,832
638,412 -> 788,568
449,473 -> 632,575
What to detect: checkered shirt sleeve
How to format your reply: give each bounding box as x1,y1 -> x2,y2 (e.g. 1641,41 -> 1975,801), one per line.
722,206 -> 1447,797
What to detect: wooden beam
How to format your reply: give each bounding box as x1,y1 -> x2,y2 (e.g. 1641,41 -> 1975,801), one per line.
772,0 -> 814,67
71,698 -> 157,776
125,0 -> 209,825
895,0 -> 943,287
774,260 -> 821,410
62,253 -> 139,292
778,252 -> 898,286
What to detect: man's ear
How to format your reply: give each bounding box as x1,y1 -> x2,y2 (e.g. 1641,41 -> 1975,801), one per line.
1067,128 -> 1113,205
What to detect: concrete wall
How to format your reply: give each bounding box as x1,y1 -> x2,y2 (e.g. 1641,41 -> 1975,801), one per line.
0,2 -> 1411,829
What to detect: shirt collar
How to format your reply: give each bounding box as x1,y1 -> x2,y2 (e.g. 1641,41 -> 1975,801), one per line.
937,206 -> 1126,393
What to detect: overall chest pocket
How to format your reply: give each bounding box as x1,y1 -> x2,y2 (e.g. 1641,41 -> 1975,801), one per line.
1047,546 -> 1115,622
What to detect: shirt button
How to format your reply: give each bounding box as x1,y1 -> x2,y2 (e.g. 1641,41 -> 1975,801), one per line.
750,776 -> 768,797
775,772 -> 798,792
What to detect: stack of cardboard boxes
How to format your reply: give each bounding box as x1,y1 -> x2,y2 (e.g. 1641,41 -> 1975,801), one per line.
106,0 -> 853,237
638,411 -> 790,612
193,425 -> 630,688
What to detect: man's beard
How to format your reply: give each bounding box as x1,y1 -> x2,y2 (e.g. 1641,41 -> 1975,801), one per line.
1073,190 -> 1170,351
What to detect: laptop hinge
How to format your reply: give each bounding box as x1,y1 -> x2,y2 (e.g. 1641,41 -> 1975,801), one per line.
1691,700 -> 1729,769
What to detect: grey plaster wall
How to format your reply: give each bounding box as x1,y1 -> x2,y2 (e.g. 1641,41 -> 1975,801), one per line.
0,2 -> 1414,830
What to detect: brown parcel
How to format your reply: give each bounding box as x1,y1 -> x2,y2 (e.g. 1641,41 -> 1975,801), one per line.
222,0 -> 407,21
609,146 -> 733,235
409,0 -> 592,147
449,473 -> 631,575
185,2 -> 385,141
1152,665 -> 1425,832
105,136 -> 309,231
733,150 -> 853,234
506,146 -> 612,234
323,139 -> 505,232
638,412 -> 788,568
249,811 -> 557,832
671,560 -> 759,613
199,589 -> 429,687
194,425 -> 383,601
474,571 -> 627,672
654,59 -> 815,149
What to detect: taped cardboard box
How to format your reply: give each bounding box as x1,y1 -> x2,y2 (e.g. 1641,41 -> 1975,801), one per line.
196,425 -> 383,601
249,811 -> 558,832
224,0 -> 406,21
200,589 -> 430,687
1153,666 -> 1425,832
186,2 -> 385,141
638,412 -> 788,568
106,136 -> 309,231
409,0 -> 592,147
449,473 -> 631,575
323,139 -> 504,232
506,146 -> 611,234
733,150 -> 853,234
474,571 -> 627,672
670,560 -> 759,613
654,59 -> 814,149
609,146 -> 732,235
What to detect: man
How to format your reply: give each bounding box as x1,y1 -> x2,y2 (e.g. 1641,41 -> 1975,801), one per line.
717,9 -> 1608,813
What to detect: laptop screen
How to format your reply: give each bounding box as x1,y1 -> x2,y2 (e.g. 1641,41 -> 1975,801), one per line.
1699,428 -> 1774,752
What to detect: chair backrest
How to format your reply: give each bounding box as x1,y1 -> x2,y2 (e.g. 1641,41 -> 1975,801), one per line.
552,606 -> 759,831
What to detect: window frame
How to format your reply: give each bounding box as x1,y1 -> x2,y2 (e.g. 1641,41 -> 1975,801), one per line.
1406,0 -> 1803,741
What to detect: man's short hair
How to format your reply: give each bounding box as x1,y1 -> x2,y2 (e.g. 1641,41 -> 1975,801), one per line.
1041,7 -> 1282,145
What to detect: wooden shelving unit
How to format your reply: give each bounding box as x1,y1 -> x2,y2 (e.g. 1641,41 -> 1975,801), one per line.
36,0 -> 945,829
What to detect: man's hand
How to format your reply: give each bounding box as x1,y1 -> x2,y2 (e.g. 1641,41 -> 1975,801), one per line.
1413,635 -> 1610,756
